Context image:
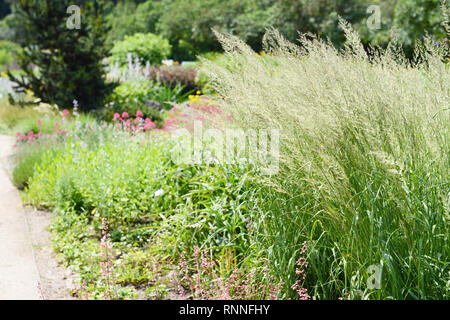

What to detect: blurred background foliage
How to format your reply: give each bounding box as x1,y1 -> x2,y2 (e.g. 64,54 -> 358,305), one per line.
0,0 -> 447,111
1,0 -> 447,61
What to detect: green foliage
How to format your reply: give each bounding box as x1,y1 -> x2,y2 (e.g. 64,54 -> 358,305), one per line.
12,139 -> 56,189
105,80 -> 163,124
102,0 -> 448,60
13,115 -> 58,136
155,0 -> 257,60
0,102 -> 53,133
394,0 -> 447,55
105,0 -> 163,48
24,131 -> 256,296
0,1 -> 28,45
7,0 -> 114,111
0,40 -> 20,71
151,0 -> 373,58
7,0 -> 450,301
103,79 -> 191,124
110,33 -> 172,66
12,147 -> 42,189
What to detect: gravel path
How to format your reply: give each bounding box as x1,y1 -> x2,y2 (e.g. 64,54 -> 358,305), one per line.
0,135 -> 41,299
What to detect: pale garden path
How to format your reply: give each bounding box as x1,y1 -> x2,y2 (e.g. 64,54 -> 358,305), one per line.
0,134 -> 41,299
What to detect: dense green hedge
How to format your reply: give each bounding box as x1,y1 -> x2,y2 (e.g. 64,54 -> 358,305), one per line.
110,33 -> 172,66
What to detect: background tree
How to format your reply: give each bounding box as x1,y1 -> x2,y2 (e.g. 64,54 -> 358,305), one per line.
7,0 -> 113,111
105,0 -> 162,49
394,0 -> 447,55
0,0 -> 12,19
107,0 -> 447,60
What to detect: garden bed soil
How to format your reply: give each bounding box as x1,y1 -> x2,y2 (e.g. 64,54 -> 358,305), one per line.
24,207 -> 76,300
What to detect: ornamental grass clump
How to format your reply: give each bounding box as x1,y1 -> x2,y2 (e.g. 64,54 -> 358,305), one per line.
201,19 -> 449,299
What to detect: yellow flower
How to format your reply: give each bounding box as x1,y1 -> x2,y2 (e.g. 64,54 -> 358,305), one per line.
189,93 -> 200,103
260,51 -> 265,55
196,90 -> 201,95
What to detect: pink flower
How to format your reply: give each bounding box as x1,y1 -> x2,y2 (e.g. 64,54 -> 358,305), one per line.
62,109 -> 71,118
121,112 -> 129,119
290,241 -> 310,300
144,121 -> 156,131
164,118 -> 179,129
112,113 -> 121,121
54,122 -> 60,128
36,119 -> 43,126
136,110 -> 144,118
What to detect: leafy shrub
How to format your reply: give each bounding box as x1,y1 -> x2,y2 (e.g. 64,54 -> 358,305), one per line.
0,40 -> 20,71
0,11 -> 27,45
155,0 -> 249,59
145,65 -> 199,93
102,80 -> 161,125
202,25 -> 450,299
105,0 -> 163,48
0,50 -> 13,70
103,79 -> 192,125
110,33 -> 172,67
150,82 -> 192,110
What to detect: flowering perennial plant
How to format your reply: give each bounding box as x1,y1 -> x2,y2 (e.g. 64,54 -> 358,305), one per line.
291,242 -> 310,300
178,246 -> 283,300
